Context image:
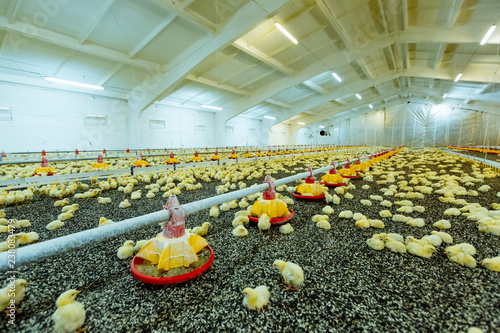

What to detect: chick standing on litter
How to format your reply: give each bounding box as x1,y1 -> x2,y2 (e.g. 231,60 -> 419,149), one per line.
273,260 -> 304,291
258,213 -> 271,234
242,286 -> 270,312
192,222 -> 211,236
0,279 -> 28,311
52,289 -> 86,333
117,240 -> 135,259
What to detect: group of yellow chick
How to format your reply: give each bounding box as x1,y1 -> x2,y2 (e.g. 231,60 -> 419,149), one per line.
242,260 -> 304,312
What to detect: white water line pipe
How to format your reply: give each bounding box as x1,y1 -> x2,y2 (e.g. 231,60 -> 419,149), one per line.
0,159 -> 357,271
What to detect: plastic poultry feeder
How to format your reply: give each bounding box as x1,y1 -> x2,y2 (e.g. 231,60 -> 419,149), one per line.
338,158 -> 359,179
248,175 -> 294,225
256,149 -> 265,157
133,153 -> 149,167
92,154 -> 109,169
131,195 -> 214,285
244,150 -> 253,158
320,161 -> 346,187
33,157 -> 57,176
293,166 -> 326,201
191,151 -> 203,162
211,149 -> 221,161
166,152 -> 178,165
229,150 -> 238,159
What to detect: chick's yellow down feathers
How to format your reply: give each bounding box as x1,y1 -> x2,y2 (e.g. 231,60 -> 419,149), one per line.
52,289 -> 86,333
273,260 -> 304,291
242,286 -> 270,312
0,279 -> 28,311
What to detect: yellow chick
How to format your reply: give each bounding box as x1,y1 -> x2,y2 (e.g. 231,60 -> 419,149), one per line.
117,240 -> 135,259
445,243 -> 476,256
430,231 -> 453,244
61,204 -> 79,213
379,210 -> 392,218
366,237 -> 385,251
258,213 -> 271,233
370,219 -> 385,229
380,200 -> 393,207
0,210 -> 5,218
413,206 -> 426,213
98,217 -> 114,227
209,206 -> 220,218
19,232 -> 39,244
52,289 -> 86,333
406,218 -> 425,227
273,260 -> 304,291
242,286 -> 270,312
339,210 -> 353,219
0,279 -> 28,311
131,190 -> 142,200
449,252 -> 477,268
353,213 -> 367,221
370,195 -> 383,201
12,219 -> 30,228
317,220 -> 331,230
235,210 -> 251,217
279,223 -> 294,234
360,199 -> 372,206
397,206 -> 413,213
54,198 -> 70,207
119,199 -> 131,209
444,208 -> 461,216
322,206 -> 334,215
232,216 -> 250,228
334,187 -> 344,195
481,256 -> 500,272
344,192 -> 354,200
57,210 -> 74,222
433,219 -> 451,229
0,234 -> 23,252
385,239 -> 407,254
97,197 -> 112,204
193,222 -> 211,236
421,235 -> 442,247
133,239 -> 150,252
355,219 -> 371,228
312,215 -> 329,223
46,220 -> 64,231
0,218 -> 8,226
232,225 -> 248,237
238,199 -> 249,209
407,243 -> 436,259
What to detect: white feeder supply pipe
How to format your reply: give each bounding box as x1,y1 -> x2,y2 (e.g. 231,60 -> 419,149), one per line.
0,156 -> 370,271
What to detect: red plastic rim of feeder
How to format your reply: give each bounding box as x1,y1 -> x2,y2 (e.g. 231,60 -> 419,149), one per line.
248,210 -> 294,226
341,175 -> 359,179
130,245 -> 214,285
292,192 -> 325,201
319,182 -> 345,187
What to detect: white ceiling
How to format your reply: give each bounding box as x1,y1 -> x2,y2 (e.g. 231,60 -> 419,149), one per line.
0,0 -> 499,129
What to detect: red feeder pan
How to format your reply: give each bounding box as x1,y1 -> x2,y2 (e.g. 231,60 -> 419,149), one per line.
292,192 -> 325,201
248,210 -> 294,226
341,175 -> 359,179
131,245 -> 214,285
320,182 -> 345,187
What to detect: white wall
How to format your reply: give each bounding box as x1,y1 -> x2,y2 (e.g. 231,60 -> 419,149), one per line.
217,116 -> 265,147
295,102 -> 500,147
0,84 -> 128,152
268,123 -> 290,146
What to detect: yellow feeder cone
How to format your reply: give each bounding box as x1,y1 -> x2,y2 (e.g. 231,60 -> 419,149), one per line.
295,166 -> 326,196
321,161 -> 346,184
135,195 -> 208,270
250,175 -> 290,218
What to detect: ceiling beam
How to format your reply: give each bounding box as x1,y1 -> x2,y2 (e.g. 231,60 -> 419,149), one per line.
232,39 -> 295,76
219,63 -> 259,85
302,80 -> 328,95
151,0 -> 216,33
97,63 -> 124,86
266,98 -> 292,108
433,43 -> 446,70
51,49 -> 75,76
405,67 -> 500,84
478,82 -> 493,94
237,71 -> 272,90
79,0 -> 116,44
7,0 -> 22,24
128,0 -> 289,115
274,72 -> 401,123
315,0 -> 353,48
0,16 -> 158,71
185,74 -> 250,96
128,14 -> 177,58
356,59 -> 374,80
446,0 -> 464,29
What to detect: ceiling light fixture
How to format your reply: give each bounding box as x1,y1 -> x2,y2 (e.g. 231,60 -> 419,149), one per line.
332,72 -> 342,82
454,73 -> 462,82
369,104 -> 373,109
44,77 -> 104,90
264,115 -> 276,119
443,93 -> 448,99
356,94 -> 362,99
275,23 -> 298,44
319,125 -> 325,128
480,25 -> 496,45
0,106 -> 12,111
298,121 -> 305,125
201,104 -> 222,111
